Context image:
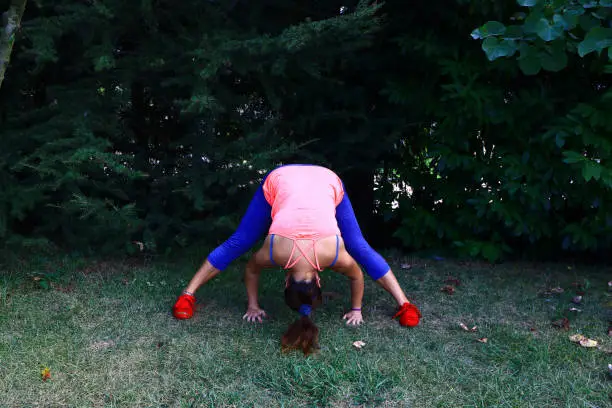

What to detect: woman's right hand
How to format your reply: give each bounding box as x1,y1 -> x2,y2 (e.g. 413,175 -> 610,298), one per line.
342,309 -> 363,326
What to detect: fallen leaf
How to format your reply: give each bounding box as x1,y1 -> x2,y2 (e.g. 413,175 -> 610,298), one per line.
569,334 -> 586,343
352,340 -> 366,349
579,338 -> 598,348
459,322 -> 477,332
550,287 -> 564,294
400,263 -> 412,270
41,367 -> 51,381
89,340 -> 116,351
571,295 -> 582,305
552,317 -> 570,330
476,337 -> 488,343
445,276 -> 461,286
441,285 -> 455,295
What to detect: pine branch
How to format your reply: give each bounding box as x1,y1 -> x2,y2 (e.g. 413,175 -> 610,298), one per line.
0,0 -> 27,91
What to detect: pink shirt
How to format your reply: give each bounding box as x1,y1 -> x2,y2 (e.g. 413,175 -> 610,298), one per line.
263,165 -> 344,239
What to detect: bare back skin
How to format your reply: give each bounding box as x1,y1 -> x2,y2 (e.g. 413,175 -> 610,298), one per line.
252,235 -> 358,279
243,234 -> 365,325
270,235 -> 339,277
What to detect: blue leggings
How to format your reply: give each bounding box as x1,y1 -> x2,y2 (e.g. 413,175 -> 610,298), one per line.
207,175 -> 391,280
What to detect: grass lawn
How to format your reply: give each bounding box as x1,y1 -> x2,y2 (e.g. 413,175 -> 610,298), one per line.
0,253 -> 610,407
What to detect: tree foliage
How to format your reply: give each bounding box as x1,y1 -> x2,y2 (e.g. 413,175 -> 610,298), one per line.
1,0 -> 611,262
456,0 -> 612,260
0,0 -> 385,254
472,0 -> 612,74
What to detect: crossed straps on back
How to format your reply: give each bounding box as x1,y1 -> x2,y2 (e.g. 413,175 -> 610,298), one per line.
270,234 -> 340,272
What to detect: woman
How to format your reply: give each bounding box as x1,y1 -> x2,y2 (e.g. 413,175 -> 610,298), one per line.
173,165 -> 420,353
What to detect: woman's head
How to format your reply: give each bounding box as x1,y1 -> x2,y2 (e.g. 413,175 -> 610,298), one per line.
281,276 -> 322,355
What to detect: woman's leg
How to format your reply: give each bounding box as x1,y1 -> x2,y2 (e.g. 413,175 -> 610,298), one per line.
173,184 -> 272,320
206,184 -> 272,271
189,185 -> 271,287
335,187 -> 420,326
184,260 -> 221,295
335,188 -> 408,305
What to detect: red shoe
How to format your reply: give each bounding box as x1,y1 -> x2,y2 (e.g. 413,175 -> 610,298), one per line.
393,302 -> 421,327
173,293 -> 196,320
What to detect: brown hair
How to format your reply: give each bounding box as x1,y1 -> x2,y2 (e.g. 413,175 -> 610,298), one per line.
281,276 -> 323,356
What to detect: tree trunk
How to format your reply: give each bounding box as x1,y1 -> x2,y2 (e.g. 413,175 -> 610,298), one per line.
0,0 -> 27,91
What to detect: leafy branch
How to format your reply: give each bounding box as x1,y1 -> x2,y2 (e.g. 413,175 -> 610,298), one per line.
472,0 -> 612,74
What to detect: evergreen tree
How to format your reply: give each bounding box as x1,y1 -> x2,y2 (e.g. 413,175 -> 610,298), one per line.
0,0 -> 385,253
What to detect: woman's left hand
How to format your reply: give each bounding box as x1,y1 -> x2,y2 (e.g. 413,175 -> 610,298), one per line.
342,310 -> 363,326
243,306 -> 267,323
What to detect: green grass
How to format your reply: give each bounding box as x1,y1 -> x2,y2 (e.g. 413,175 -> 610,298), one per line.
0,253 -> 610,407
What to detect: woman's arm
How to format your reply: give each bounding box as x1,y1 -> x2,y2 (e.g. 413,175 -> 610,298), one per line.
346,265 -> 364,311
340,262 -> 365,326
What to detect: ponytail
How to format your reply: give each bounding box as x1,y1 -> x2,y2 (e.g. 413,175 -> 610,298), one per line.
282,279 -> 323,356
281,314 -> 319,356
